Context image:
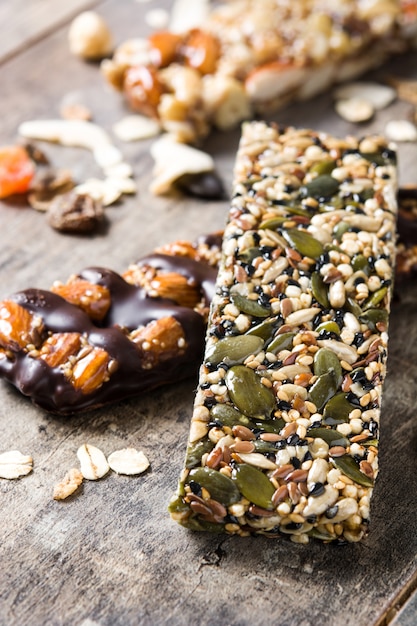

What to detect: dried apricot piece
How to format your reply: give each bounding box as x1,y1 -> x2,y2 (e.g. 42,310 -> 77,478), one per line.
0,146 -> 35,199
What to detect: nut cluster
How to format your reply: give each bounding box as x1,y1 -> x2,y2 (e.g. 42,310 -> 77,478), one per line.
171,122 -> 397,543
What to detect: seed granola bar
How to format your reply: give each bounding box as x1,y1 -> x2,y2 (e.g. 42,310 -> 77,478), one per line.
169,122 -> 398,544
103,0 -> 417,142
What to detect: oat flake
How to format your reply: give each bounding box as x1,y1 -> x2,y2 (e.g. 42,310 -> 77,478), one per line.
107,448 -> 150,475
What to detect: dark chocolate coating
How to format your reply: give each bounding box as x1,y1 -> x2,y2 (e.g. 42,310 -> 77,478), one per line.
0,253 -> 217,415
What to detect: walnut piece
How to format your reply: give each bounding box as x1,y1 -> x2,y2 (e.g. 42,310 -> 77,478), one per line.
47,191 -> 104,233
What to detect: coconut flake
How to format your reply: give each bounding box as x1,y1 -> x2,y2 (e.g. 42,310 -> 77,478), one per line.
150,134 -> 214,195
385,120 -> 417,142
335,98 -> 375,123
333,81 -> 396,110
113,115 -> 161,142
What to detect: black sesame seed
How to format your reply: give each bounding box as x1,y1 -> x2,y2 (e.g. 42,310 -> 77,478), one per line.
352,332 -> 365,347
325,505 -> 339,519
287,434 -> 300,446
204,397 -> 217,409
291,457 -> 301,469
284,522 -> 303,531
309,482 -> 325,497
189,481 -> 202,496
346,392 -> 361,407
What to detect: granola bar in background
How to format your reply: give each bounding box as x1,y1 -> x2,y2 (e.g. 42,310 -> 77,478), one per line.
102,0 -> 417,143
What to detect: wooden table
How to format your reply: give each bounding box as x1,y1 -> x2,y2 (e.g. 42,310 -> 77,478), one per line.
1,2 -> 417,624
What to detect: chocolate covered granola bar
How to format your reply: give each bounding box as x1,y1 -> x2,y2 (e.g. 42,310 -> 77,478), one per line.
170,122 -> 397,543
0,235 -> 221,414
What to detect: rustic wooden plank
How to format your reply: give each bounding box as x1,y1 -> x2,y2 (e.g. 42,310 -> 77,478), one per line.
390,587 -> 417,626
0,0 -> 102,64
0,2 -> 417,625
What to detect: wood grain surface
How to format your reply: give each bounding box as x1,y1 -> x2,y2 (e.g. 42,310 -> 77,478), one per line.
0,2 -> 417,625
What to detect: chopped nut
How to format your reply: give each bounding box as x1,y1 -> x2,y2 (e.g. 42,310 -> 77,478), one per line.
130,316 -> 187,368
0,300 -> 43,351
28,168 -> 75,212
107,448 -> 150,475
77,443 -> 109,480
68,11 -> 113,60
0,450 -> 33,479
40,332 -> 82,367
53,468 -> 83,500
51,279 -> 111,321
71,347 -> 111,394
47,191 -> 104,233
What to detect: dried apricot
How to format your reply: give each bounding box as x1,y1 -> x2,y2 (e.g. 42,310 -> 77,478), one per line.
0,146 -> 35,199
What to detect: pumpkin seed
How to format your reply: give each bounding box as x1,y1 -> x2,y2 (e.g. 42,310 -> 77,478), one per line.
310,160 -> 336,176
254,417 -> 286,433
313,348 -> 343,385
210,403 -> 255,429
284,204 -> 312,218
246,317 -> 281,341
253,440 -> 280,454
230,292 -> 270,318
362,287 -> 388,311
315,321 -> 341,336
238,247 -> 262,263
260,216 -> 290,229
352,254 -> 371,275
187,467 -> 241,506
359,308 -> 388,330
333,221 -> 350,241
267,331 -> 295,354
307,427 -> 349,448
308,370 -> 339,411
185,439 -> 214,469
308,527 -> 336,541
168,494 -> 190,515
183,517 -> 225,532
205,335 -> 264,366
281,228 -> 324,259
225,365 -> 276,419
323,393 -> 356,425
301,175 -> 340,200
332,455 -> 374,487
345,297 -> 363,318
311,271 -> 330,308
361,152 -> 393,166
232,463 -> 275,509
